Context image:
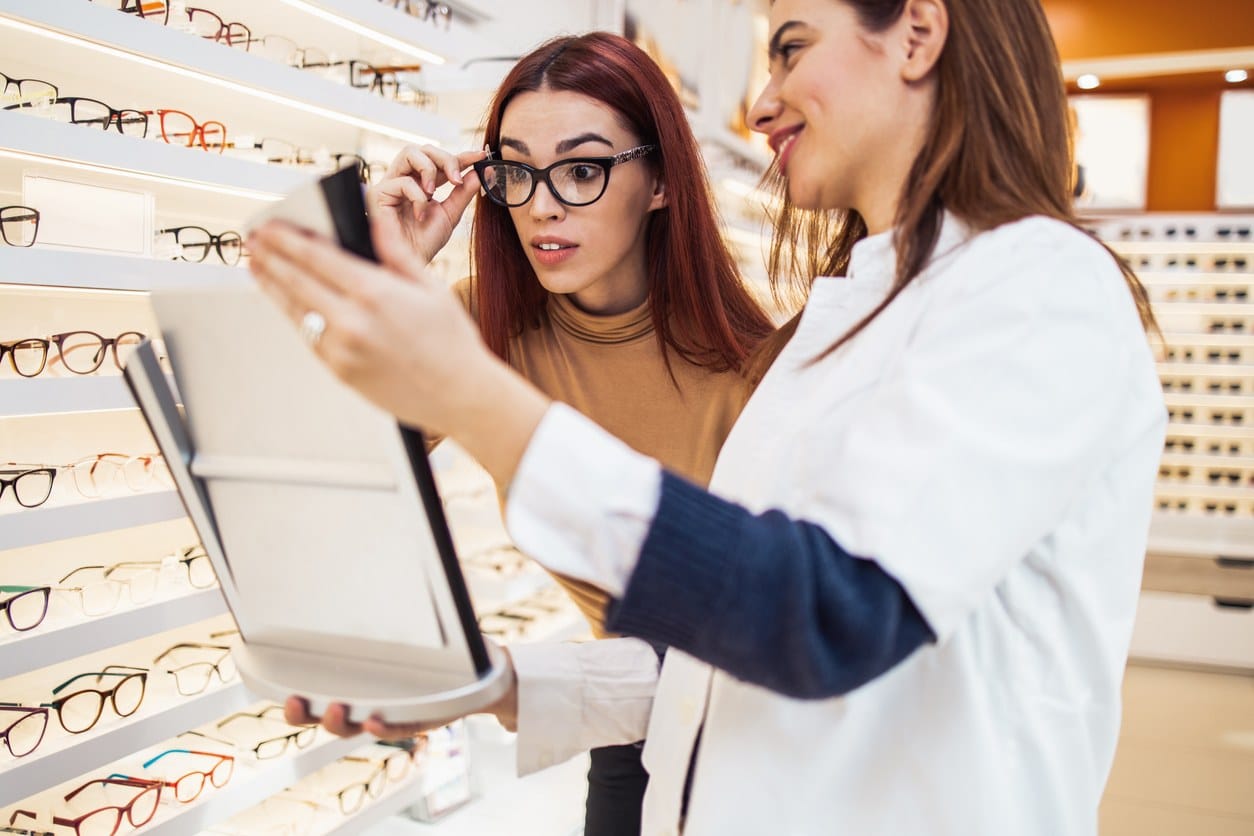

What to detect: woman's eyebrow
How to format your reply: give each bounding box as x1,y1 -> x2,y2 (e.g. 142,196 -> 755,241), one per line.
500,137 -> 529,155
555,133 -> 614,154
768,20 -> 807,60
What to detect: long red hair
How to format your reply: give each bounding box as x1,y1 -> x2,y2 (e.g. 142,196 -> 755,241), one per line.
471,32 -> 773,372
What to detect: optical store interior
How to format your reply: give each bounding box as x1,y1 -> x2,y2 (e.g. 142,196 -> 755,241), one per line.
1,0 -> 1253,834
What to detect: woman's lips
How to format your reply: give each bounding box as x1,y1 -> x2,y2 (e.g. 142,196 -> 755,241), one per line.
532,243 -> 578,266
778,129 -> 801,172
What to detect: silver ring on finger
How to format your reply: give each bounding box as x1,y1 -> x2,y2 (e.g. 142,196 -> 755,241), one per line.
299,310 -> 327,347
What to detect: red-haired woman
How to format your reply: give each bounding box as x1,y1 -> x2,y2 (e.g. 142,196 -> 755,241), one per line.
368,32 -> 773,835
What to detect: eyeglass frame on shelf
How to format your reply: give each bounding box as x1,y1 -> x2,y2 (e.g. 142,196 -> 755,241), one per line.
0,585 -> 51,632
157,225 -> 243,264
153,642 -> 237,695
38,665 -> 149,733
0,205 -> 40,247
0,704 -> 49,758
0,466 -> 57,508
142,109 -> 227,152
30,775 -> 164,835
108,747 -> 234,803
3,96 -> 148,137
106,544 -> 216,590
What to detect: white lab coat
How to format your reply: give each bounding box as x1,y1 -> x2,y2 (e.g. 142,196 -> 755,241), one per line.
508,214 -> 1166,835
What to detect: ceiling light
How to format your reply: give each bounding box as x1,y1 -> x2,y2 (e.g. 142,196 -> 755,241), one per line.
1076,74 -> 1101,90
1226,69 -> 1249,83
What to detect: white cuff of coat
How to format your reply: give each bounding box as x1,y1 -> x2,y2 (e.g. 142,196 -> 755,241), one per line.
511,639 -> 661,777
505,402 -> 661,599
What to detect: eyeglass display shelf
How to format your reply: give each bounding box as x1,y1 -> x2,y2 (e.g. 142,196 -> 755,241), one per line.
209,0 -> 497,69
0,246 -> 242,292
1147,514 -> 1254,561
0,1 -> 459,147
1129,590 -> 1254,672
0,682 -> 253,808
132,731 -> 372,836
1163,392 -> 1254,409
0,373 -> 180,419
0,588 -> 226,680
318,769 -> 431,836
1157,362 -> 1254,380
364,722 -> 588,836
0,110 -> 302,216
1108,241 -> 1254,255
1150,303 -> 1254,319
0,491 -> 186,552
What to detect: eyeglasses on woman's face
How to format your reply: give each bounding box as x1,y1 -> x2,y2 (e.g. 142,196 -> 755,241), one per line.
473,144 -> 657,208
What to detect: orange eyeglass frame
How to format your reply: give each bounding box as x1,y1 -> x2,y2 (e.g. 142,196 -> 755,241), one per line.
142,109 -> 226,152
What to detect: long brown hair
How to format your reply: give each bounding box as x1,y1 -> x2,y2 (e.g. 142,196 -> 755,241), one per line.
765,0 -> 1158,356
472,33 -> 774,372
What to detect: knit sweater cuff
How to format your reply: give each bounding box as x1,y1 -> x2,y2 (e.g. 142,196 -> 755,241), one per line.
605,471 -> 740,646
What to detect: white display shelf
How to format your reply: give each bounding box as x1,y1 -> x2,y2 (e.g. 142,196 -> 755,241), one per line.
0,683 -> 253,808
1165,422 -> 1254,440
1151,482 -> 1254,500
1140,271 -> 1253,283
0,374 -> 173,418
1157,362 -> 1254,380
323,774 -> 428,836
0,589 -> 226,680
364,725 -> 588,836
0,492 -> 186,552
1158,331 -> 1251,348
1163,392 -> 1254,409
1147,514 -> 1254,560
0,246 -> 240,292
287,0 -> 494,67
0,1 -> 458,147
1129,590 -> 1254,671
1147,302 -> 1254,317
0,109 -> 302,223
1158,452 -> 1254,469
138,733 -> 370,836
1110,241 -> 1254,255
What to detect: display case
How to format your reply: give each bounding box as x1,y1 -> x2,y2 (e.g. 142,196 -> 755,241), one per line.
0,2 -> 590,833
1088,212 -> 1254,671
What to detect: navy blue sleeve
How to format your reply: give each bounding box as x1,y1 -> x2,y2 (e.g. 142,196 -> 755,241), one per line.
604,471 -> 936,700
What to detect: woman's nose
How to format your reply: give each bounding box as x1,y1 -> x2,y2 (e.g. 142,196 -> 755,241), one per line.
747,79 -> 783,135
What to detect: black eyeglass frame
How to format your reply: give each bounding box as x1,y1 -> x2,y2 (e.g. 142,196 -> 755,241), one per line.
158,226 -> 243,265
0,74 -> 57,107
473,144 -> 657,208
0,468 -> 58,509
0,205 -> 40,247
3,97 -> 148,137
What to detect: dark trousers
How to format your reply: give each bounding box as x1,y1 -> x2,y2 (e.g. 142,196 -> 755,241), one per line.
584,741 -> 649,836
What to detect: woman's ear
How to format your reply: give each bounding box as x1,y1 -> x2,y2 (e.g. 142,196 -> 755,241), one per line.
648,174 -> 668,212
901,0 -> 948,83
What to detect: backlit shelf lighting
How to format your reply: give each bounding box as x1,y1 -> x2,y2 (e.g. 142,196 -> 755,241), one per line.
0,14 -> 443,146
0,148 -> 285,202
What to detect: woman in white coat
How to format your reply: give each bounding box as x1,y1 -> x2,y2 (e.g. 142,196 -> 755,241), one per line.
247,0 -> 1166,832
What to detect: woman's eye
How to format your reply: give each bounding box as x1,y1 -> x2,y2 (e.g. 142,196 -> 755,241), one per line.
569,164 -> 597,181
779,42 -> 802,63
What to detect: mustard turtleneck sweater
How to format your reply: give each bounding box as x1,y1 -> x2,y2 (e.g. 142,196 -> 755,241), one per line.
452,278 -> 757,638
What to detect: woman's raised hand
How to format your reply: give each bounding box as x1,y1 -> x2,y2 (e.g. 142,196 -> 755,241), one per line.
369,145 -> 486,265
